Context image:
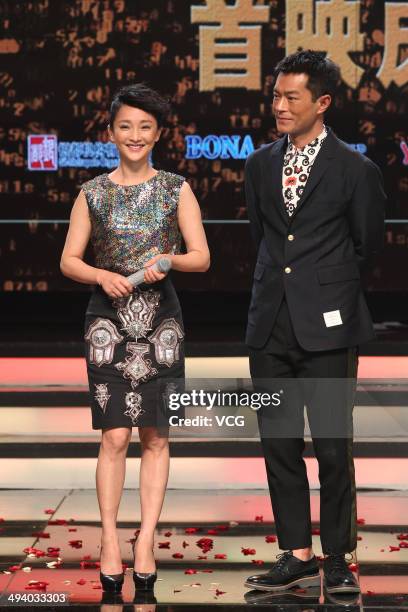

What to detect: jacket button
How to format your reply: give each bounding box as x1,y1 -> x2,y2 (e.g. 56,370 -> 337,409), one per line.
284,267 -> 292,274
288,234 -> 294,241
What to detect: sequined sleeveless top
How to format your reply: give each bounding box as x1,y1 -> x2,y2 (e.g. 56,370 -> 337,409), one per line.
82,170 -> 185,275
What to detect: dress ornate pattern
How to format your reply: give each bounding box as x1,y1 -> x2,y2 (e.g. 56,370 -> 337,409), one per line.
83,170 -> 186,430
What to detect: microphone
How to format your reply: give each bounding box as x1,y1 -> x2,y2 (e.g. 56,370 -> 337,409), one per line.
126,257 -> 172,288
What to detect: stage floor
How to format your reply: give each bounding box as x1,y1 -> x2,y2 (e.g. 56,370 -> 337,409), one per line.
1,356 -> 407,608
0,489 -> 407,610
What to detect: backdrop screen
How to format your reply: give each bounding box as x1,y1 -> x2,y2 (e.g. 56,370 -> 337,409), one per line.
0,0 -> 407,292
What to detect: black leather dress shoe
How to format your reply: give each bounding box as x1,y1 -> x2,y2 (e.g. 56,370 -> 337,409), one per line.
245,550 -> 321,592
323,554 -> 360,593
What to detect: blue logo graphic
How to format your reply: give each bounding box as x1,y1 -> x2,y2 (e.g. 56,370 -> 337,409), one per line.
185,135 -> 254,159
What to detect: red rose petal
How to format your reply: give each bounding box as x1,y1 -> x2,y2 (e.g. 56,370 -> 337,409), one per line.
9,565 -> 21,572
214,553 -> 227,559
172,553 -> 184,559
196,537 -> 213,554
397,533 -> 408,540
198,556 -> 207,560
48,519 -> 68,525
185,527 -> 200,534
389,545 -> 400,552
252,559 -> 264,565
357,536 -> 363,540
399,541 -> 408,548
357,518 -> 366,525
164,531 -> 172,537
241,547 -> 256,555
366,590 -> 375,596
215,589 -> 226,596
158,542 -> 171,549
348,563 -> 359,571
255,515 -> 263,522
44,509 -> 55,515
202,569 -> 213,573
92,584 -> 102,589
311,528 -> 320,535
184,569 -> 197,574
80,560 -> 98,569
69,540 -> 83,549
68,528 -> 77,532
265,535 -> 277,543
81,555 -> 92,560
23,547 -> 45,558
25,581 -> 49,591
207,529 -> 218,535
215,524 -> 229,531
76,579 -> 86,586
182,541 -> 189,548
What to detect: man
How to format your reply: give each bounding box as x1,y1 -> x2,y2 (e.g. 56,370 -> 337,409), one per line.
244,50 -> 386,595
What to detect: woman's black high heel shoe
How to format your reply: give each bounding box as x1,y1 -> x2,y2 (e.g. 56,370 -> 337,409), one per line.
132,538 -> 157,591
99,545 -> 124,593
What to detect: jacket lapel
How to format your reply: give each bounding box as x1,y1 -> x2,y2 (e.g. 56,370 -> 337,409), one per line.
268,135 -> 289,225
288,128 -> 338,223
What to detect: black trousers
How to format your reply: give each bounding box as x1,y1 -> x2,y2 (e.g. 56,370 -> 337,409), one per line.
249,298 -> 358,555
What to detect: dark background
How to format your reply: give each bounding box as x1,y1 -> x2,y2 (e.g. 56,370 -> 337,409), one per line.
0,0 -> 407,349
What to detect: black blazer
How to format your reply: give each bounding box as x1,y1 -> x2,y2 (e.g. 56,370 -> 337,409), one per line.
245,127 -> 386,351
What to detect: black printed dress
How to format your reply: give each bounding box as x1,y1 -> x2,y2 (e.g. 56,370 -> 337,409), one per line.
82,171 -> 185,430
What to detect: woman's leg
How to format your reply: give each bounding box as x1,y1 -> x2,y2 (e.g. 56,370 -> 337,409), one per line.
134,426 -> 170,572
96,426 -> 132,574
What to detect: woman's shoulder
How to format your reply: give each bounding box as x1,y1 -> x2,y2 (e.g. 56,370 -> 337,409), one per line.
157,170 -> 186,190
81,172 -> 108,194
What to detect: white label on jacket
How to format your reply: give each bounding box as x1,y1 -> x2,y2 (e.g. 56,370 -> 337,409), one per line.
323,310 -> 343,327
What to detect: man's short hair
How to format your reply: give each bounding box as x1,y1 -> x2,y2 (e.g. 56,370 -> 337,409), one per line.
274,50 -> 341,101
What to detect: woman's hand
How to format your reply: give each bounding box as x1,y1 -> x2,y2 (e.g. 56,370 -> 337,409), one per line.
96,269 -> 134,298
142,254 -> 171,284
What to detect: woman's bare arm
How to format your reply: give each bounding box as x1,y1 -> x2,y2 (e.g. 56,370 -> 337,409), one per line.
60,191 -> 133,298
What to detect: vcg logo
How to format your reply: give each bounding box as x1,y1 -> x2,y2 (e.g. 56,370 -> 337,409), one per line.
185,134 -> 254,160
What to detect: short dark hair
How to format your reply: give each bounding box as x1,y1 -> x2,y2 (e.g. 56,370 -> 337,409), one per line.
109,83 -> 171,127
274,50 -> 341,101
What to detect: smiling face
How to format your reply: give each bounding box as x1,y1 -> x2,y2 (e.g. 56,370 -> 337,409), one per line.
272,72 -> 331,139
108,104 -> 162,163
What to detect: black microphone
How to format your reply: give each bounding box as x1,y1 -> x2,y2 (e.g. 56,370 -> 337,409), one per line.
126,257 -> 172,287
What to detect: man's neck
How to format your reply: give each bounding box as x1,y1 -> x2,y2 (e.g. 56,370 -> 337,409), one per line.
289,122 -> 325,150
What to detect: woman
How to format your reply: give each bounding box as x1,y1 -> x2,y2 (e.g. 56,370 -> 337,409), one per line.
60,84 -> 210,593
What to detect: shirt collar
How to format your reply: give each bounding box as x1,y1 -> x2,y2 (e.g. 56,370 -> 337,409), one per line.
287,124 -> 327,153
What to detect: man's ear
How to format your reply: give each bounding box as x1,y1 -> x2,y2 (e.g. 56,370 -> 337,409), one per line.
317,94 -> 331,115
